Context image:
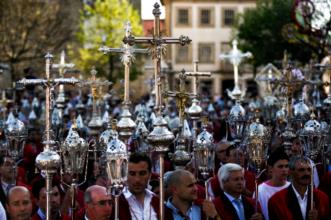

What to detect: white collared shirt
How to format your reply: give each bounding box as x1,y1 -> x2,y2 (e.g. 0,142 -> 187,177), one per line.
0,202 -> 7,220
292,185 -> 308,220
123,187 -> 158,220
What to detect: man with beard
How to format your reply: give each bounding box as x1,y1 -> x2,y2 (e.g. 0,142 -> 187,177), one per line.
165,169 -> 219,220
31,178 -> 68,220
268,156 -> 330,220
6,186 -> 32,220
213,163 -> 263,220
117,152 -> 159,220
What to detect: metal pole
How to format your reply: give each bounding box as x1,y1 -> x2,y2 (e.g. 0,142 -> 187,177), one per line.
71,182 -> 76,220
114,196 -> 119,220
159,154 -> 164,220
45,172 -> 52,220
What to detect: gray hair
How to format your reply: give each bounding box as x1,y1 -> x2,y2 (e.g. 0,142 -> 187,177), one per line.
217,163 -> 243,189
84,185 -> 107,204
289,155 -> 310,170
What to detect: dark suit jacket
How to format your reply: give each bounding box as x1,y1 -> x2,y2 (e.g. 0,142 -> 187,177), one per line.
268,185 -> 330,220
213,191 -> 261,220
0,181 -> 6,208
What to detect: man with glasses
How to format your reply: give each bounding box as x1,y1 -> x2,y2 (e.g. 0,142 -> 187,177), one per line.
84,185 -> 113,220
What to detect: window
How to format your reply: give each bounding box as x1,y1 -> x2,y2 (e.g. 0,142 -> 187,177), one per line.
222,8 -> 236,27
220,42 -> 232,70
199,8 -> 214,27
176,8 -> 191,27
175,45 -> 192,64
198,43 -> 214,64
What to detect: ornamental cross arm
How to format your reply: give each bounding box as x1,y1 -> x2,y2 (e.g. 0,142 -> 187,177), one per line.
123,35 -> 191,46
16,78 -> 48,89
185,71 -> 211,77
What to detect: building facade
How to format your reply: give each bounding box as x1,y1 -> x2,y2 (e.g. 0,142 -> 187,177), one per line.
162,0 -> 256,98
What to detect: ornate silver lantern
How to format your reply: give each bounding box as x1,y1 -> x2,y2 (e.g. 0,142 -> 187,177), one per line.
195,126 -> 214,179
105,129 -> 128,220
263,95 -> 279,123
293,100 -> 310,129
134,116 -> 149,153
299,113 -> 326,160
61,124 -> 88,176
246,117 -> 269,172
5,113 -> 27,160
227,100 -> 246,144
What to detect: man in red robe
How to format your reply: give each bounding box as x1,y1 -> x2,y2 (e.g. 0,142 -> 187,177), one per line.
268,156 -> 330,220
212,163 -> 263,220
116,152 -> 160,220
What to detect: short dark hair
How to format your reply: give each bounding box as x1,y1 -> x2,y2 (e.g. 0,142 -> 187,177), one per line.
267,147 -> 289,167
31,177 -> 60,200
129,152 -> 152,172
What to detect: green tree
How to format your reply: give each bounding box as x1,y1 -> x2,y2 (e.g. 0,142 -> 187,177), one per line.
0,0 -> 80,80
74,0 -> 143,82
236,0 -> 314,68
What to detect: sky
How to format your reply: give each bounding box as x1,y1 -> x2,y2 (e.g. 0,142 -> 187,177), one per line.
141,0 -> 165,20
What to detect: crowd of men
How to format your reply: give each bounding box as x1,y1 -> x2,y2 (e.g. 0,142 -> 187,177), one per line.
0,87 -> 331,220
0,137 -> 330,220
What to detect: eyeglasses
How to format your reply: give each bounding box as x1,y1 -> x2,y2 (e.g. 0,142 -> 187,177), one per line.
93,199 -> 113,207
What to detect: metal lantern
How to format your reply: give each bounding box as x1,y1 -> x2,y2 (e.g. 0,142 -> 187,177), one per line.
61,124 -> 88,175
147,115 -> 175,153
195,126 -> 214,179
105,130 -> 128,220
5,113 -> 27,160
106,130 -> 128,192
263,95 -> 279,123
227,101 -> 246,144
133,117 -> 149,153
299,114 -> 326,160
99,120 -> 117,152
0,120 -> 9,156
293,100 -> 310,129
246,118 -> 269,172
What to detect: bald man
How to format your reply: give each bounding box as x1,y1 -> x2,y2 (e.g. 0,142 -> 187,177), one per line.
6,186 -> 32,220
165,169 -> 219,220
84,185 -> 113,220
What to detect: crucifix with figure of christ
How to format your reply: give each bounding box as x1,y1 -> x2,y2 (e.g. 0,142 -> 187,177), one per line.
123,2 -> 191,114
164,69 -> 195,127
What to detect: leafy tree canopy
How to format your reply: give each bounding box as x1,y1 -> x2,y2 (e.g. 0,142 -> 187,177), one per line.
73,0 -> 143,82
236,0 -> 315,68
